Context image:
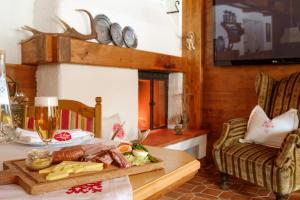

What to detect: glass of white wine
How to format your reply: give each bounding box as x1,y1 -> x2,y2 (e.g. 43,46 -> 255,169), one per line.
34,97 -> 59,146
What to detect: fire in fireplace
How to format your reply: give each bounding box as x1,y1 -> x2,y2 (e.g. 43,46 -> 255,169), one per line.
138,72 -> 168,131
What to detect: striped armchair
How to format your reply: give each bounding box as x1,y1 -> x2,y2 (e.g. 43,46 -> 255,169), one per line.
212,72 -> 300,200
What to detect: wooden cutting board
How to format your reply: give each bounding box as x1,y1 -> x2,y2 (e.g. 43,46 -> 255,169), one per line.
0,158 -> 164,195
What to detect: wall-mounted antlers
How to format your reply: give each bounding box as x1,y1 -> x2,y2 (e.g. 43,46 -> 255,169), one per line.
22,9 -> 97,41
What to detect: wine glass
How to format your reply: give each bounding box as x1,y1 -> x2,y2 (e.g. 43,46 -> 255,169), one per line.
34,97 -> 59,146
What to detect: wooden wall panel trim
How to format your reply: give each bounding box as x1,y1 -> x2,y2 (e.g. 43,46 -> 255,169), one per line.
182,0 -> 205,129
57,36 -> 71,63
6,64 -> 36,104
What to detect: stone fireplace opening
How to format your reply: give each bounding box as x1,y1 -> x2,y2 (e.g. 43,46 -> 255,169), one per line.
139,73 -> 207,160
138,71 -> 169,131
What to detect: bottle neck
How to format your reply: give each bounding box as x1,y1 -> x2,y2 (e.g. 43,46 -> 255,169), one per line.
0,54 -> 6,77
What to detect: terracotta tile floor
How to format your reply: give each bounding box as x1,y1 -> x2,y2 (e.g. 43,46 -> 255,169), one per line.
160,165 -> 300,200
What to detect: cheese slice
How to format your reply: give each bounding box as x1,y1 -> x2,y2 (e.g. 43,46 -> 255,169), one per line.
43,161 -> 104,181
39,165 -> 56,174
73,163 -> 103,173
46,171 -> 69,181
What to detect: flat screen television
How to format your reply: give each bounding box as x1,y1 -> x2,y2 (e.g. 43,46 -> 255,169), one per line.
214,0 -> 300,65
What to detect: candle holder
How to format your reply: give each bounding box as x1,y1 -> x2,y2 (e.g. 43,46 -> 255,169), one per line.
174,124 -> 182,135
174,115 -> 183,135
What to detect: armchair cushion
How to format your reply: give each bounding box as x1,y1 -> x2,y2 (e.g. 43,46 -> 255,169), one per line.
240,105 -> 299,148
220,143 -> 295,195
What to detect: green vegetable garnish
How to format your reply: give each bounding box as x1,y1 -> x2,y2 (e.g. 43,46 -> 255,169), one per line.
132,143 -> 148,152
131,156 -> 151,166
123,152 -> 134,156
124,154 -> 135,163
148,154 -> 159,163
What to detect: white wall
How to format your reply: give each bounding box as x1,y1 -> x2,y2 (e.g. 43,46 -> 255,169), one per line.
36,64 -> 60,96
33,0 -> 182,140
59,64 -> 138,141
0,0 -> 182,139
161,0 -> 182,38
168,73 -> 183,128
0,0 -> 35,63
34,0 -> 181,56
0,0 -> 182,61
33,0 -> 60,33
36,64 -> 138,140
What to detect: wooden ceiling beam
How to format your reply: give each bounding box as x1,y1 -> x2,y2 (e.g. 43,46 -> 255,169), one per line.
21,34 -> 184,73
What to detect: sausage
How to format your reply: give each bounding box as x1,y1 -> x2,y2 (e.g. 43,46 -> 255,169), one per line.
52,147 -> 85,163
109,149 -> 131,168
82,143 -> 115,156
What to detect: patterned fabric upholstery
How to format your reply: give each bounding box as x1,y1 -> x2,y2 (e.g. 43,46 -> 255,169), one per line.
213,118 -> 248,172
215,142 -> 296,195
213,71 -> 300,196
25,109 -> 94,132
255,73 -> 276,115
269,72 -> 300,119
255,72 -> 300,120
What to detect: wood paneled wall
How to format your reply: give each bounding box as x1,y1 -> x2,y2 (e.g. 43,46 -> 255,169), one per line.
202,0 -> 300,156
182,0 -> 205,129
7,64 -> 36,103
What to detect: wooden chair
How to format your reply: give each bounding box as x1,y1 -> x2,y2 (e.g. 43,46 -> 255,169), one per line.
24,97 -> 102,138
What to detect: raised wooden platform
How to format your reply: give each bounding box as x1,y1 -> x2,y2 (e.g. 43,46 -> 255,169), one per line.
130,146 -> 200,200
142,129 -> 208,159
142,129 -> 208,147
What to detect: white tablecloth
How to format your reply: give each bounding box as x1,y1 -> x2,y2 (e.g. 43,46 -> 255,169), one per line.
0,140 -> 133,200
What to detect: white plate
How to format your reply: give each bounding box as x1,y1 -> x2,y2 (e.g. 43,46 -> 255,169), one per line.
14,135 -> 94,147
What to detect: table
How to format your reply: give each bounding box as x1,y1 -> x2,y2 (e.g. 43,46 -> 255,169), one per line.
0,141 -> 200,200
131,146 -> 200,199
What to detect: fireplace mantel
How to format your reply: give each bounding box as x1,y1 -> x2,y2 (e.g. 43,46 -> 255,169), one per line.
21,34 -> 184,73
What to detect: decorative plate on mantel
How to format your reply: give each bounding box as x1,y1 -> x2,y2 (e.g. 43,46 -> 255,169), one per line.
123,26 -> 138,48
110,23 -> 124,47
94,14 -> 112,44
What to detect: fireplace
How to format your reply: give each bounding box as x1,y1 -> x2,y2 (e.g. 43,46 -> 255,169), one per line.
138,71 -> 169,131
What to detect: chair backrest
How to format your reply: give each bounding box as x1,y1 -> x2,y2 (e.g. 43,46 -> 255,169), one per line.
255,73 -> 276,115
269,72 -> 300,119
255,72 -> 300,123
24,97 -> 102,138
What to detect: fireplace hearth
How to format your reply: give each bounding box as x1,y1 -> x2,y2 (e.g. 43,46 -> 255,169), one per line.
138,72 -> 169,131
